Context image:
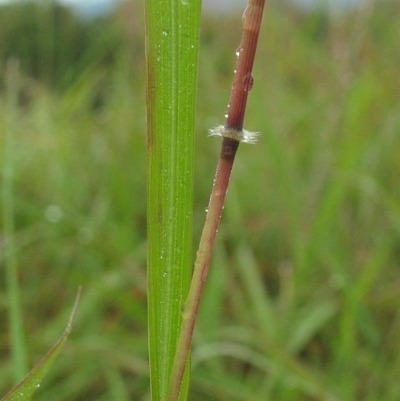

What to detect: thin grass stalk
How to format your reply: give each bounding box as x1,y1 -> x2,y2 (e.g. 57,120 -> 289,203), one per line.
2,59 -> 28,381
166,1 -> 266,400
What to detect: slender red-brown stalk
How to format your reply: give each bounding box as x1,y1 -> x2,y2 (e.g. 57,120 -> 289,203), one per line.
165,1 -> 266,400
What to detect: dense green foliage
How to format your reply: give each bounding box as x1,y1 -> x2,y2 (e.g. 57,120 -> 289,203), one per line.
1,1 -> 400,400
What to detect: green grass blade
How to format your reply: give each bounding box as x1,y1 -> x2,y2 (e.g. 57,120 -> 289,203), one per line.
2,59 -> 28,381
145,1 -> 201,401
0,290 -> 80,401
334,240 -> 392,399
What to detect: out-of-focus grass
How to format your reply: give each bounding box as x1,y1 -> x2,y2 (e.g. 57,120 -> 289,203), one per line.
2,59 -> 29,384
1,1 -> 400,400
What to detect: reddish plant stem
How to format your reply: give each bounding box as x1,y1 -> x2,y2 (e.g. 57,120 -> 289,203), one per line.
165,139 -> 238,401
166,1 -> 265,400
226,0 -> 265,131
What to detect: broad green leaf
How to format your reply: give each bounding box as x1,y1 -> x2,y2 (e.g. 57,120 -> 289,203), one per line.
145,0 -> 201,400
0,290 -> 80,401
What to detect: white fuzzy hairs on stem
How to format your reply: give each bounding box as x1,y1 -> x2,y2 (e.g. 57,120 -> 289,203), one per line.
209,125 -> 260,144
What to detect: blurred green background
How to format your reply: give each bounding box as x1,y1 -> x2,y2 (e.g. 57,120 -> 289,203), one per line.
1,1 -> 400,400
